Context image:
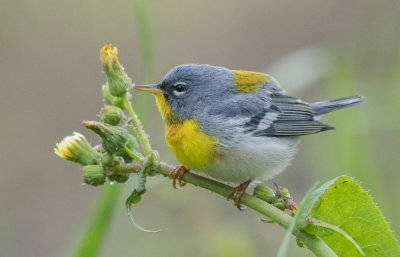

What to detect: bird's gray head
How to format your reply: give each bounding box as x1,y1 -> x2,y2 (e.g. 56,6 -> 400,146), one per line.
136,64 -> 236,121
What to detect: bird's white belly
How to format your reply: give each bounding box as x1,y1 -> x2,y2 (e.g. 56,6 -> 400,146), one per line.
203,136 -> 299,184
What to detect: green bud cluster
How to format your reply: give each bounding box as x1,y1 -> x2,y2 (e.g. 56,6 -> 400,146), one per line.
100,153 -> 129,183
56,118 -> 141,186
80,116 -> 142,185
253,185 -> 275,202
101,152 -> 123,169
55,42 -> 143,188
77,41 -> 144,185
253,185 -> 291,211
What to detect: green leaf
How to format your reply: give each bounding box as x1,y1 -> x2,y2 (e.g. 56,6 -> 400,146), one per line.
125,189 -> 165,233
297,175 -> 400,257
125,169 -> 166,233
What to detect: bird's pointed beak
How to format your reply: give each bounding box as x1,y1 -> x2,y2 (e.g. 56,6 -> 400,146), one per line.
134,84 -> 163,95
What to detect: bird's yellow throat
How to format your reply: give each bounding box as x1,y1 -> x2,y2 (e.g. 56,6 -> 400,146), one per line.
155,95 -> 219,169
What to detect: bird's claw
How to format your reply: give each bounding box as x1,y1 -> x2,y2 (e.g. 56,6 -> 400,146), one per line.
227,180 -> 251,210
169,165 -> 189,189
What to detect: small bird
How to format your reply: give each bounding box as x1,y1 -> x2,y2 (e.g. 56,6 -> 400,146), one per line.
135,64 -> 363,209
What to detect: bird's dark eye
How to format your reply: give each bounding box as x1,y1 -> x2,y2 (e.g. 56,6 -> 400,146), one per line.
172,82 -> 187,96
175,83 -> 186,92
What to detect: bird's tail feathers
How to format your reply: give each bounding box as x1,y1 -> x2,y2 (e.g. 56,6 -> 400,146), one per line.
310,96 -> 364,116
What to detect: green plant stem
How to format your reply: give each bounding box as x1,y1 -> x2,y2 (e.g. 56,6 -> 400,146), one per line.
115,161 -> 337,257
123,146 -> 145,162
123,94 -> 153,156
132,0 -> 154,126
133,0 -> 154,83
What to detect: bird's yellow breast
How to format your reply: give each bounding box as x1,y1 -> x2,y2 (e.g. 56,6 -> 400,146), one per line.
155,95 -> 219,170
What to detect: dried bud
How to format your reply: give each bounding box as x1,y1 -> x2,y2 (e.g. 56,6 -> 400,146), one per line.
253,185 -> 276,203
99,105 -> 124,126
100,42 -> 119,67
83,121 -> 129,154
82,165 -> 106,186
54,132 -> 101,165
100,43 -> 132,97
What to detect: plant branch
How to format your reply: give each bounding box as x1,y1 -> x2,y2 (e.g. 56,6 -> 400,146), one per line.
123,94 -> 153,156
115,161 -> 337,257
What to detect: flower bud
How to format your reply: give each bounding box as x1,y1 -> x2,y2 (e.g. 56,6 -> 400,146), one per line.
125,125 -> 137,137
83,165 -> 106,186
100,153 -> 130,183
116,134 -> 139,162
108,173 -> 129,183
100,43 -> 132,97
101,152 -> 116,168
253,185 -> 276,203
281,187 -> 290,197
83,121 -> 129,154
54,132 -> 101,165
275,198 -> 286,211
102,83 -> 126,109
126,133 -> 139,151
99,105 -> 124,126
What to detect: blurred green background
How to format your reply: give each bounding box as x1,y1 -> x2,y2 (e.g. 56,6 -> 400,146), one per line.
1,0 -> 400,256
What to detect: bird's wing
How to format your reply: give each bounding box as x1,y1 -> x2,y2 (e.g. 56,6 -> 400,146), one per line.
244,92 -> 334,137
207,78 -> 333,137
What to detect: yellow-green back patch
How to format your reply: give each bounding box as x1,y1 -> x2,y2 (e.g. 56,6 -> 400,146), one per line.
232,70 -> 269,93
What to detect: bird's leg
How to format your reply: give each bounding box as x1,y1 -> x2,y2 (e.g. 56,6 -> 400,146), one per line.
227,180 -> 251,210
169,165 -> 190,189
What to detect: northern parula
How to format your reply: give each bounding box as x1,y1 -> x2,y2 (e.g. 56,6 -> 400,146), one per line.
135,64 -> 363,208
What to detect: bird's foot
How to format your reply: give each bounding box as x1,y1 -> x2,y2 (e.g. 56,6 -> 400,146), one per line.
274,183 -> 298,213
227,180 -> 251,210
169,165 -> 190,189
